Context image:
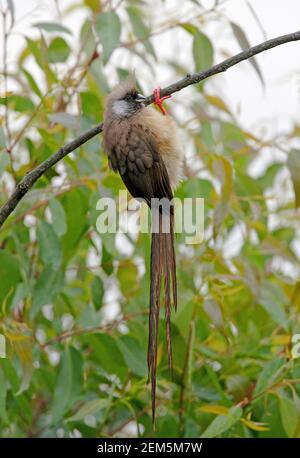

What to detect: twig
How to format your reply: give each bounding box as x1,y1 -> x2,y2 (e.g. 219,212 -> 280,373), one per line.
1,30 -> 300,228
0,123 -> 103,228
41,312 -> 145,348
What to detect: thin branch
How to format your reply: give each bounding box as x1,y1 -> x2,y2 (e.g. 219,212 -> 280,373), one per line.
41,312 -> 145,348
0,123 -> 103,228
1,29 -> 300,228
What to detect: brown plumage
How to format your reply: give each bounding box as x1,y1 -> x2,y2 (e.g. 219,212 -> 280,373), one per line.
103,79 -> 183,422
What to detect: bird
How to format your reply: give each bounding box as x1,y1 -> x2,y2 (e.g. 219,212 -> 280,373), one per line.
103,78 -> 184,422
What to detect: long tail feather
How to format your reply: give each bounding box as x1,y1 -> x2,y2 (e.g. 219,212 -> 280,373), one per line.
148,208 -> 177,423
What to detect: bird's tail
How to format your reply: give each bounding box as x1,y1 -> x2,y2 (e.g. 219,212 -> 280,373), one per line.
148,206 -> 177,423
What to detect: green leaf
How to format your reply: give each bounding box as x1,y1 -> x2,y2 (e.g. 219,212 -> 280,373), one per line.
37,220 -> 62,269
49,198 -> 67,236
14,338 -> 33,395
127,6 -> 156,58
95,12 -> 121,63
259,282 -> 288,331
117,336 -> 148,377
22,67 -> 43,98
80,92 -> 102,119
287,149 -> 300,207
101,245 -> 114,276
9,95 -> 35,112
87,334 -> 126,378
180,23 -> 198,36
52,347 -> 83,423
80,19 -> 96,59
91,276 -> 104,310
193,30 -> 213,72
177,177 -> 213,200
201,405 -> 242,438
33,22 -> 71,34
62,189 -> 88,262
48,37 -> 70,63
67,398 -> 108,422
253,357 -> 285,397
258,162 -> 282,189
230,21 -> 264,87
279,396 -> 300,438
117,260 -> 138,295
30,267 -> 64,318
0,251 -> 21,306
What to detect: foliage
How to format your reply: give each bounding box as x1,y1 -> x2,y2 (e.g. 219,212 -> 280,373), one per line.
0,0 -> 300,438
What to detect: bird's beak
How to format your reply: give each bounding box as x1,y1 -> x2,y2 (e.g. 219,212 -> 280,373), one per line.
136,93 -> 146,103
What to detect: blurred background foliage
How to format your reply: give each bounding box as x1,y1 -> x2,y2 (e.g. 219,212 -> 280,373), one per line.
1,0 -> 300,438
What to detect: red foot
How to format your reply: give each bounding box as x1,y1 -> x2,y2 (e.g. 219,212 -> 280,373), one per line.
153,87 -> 172,116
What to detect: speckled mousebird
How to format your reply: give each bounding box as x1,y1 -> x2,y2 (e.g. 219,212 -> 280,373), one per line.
103,79 -> 184,421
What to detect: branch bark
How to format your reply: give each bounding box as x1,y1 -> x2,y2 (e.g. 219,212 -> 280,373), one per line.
1,29 -> 300,228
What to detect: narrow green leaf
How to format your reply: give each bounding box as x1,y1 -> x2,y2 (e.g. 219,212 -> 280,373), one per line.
230,21 -> 264,87
180,23 -> 198,36
201,405 -> 242,438
33,22 -> 71,34
95,12 -> 121,63
253,357 -> 285,396
87,334 -> 126,378
67,398 -> 108,422
37,220 -> 62,269
80,92 -> 102,119
52,347 -> 83,423
127,6 -> 156,58
91,276 -> 104,310
14,338 -> 33,395
279,396 -> 300,438
62,189 -> 88,262
22,67 -> 43,98
30,267 -> 64,318
101,245 -> 114,276
259,282 -> 288,330
0,251 -> 21,306
9,95 -> 35,112
193,30 -> 213,72
49,198 -> 67,236
117,336 -> 148,377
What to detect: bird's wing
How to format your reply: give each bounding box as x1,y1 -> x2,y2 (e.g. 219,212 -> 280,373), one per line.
109,123 -> 173,204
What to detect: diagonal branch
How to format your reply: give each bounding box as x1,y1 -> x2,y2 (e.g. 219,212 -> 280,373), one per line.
1,29 -> 300,228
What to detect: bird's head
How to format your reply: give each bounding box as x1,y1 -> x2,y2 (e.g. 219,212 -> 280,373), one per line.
105,79 -> 146,119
